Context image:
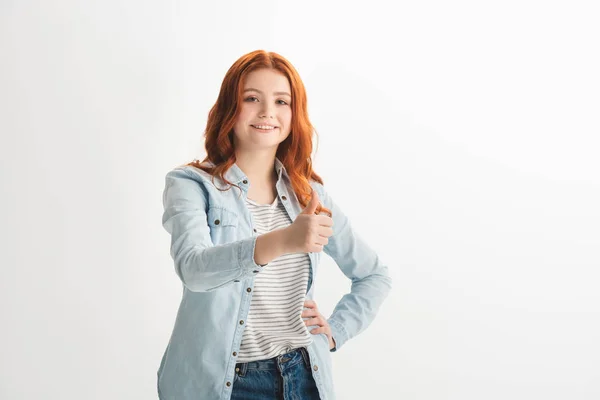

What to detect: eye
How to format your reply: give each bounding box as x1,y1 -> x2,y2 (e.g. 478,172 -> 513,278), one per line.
277,99 -> 289,105
244,96 -> 259,102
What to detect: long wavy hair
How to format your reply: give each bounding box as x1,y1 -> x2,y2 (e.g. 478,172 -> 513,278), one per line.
186,50 -> 331,217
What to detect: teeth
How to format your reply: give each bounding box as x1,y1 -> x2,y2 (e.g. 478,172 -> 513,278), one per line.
253,125 -> 275,130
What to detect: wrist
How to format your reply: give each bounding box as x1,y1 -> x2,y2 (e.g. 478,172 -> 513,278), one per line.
276,226 -> 291,255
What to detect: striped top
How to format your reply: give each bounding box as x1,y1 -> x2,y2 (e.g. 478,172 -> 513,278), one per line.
237,195 -> 313,362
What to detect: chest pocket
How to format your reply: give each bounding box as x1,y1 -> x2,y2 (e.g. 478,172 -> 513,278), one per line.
207,207 -> 239,244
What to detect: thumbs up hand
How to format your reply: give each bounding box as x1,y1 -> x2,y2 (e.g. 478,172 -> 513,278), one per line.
282,190 -> 334,254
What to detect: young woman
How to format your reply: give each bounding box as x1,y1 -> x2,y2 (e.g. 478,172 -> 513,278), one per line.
158,50 -> 392,400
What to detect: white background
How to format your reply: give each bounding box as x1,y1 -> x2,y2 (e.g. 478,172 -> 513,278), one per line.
1,1 -> 599,399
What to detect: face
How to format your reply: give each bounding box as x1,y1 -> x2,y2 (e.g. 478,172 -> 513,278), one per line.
232,68 -> 293,152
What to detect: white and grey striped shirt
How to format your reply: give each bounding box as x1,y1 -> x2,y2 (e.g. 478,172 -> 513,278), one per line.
237,195 -> 313,362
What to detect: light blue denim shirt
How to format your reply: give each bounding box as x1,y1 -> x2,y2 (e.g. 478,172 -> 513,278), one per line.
158,157 -> 392,400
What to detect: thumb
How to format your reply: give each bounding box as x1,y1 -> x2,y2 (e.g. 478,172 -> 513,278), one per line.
301,190 -> 320,215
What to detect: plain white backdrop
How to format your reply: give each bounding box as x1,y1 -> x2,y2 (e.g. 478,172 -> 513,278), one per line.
1,1 -> 599,399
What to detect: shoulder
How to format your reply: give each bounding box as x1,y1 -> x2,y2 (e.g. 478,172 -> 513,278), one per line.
165,164 -> 211,181
308,179 -> 332,207
164,164 -> 224,190
163,164 -> 240,209
309,180 -> 326,196
162,165 -> 217,205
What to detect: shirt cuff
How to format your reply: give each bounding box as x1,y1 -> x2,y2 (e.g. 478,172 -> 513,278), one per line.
238,236 -> 268,277
327,318 -> 348,352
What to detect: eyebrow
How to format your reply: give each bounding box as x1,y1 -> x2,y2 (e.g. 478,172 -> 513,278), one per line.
243,88 -> 291,97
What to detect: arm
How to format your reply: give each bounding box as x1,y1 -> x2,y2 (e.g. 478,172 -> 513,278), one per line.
162,169 -> 286,292
312,182 -> 392,352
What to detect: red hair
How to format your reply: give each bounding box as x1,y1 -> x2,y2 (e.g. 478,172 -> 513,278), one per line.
186,49 -> 331,217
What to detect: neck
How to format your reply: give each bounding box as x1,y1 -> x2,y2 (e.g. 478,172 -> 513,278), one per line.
234,150 -> 278,186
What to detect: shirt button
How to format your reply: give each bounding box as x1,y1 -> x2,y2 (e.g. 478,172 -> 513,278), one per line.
235,367 -> 240,372
281,195 -> 287,200
214,219 -> 220,225
239,320 -> 244,325
226,381 -> 232,387
252,270 -> 259,273
243,180 -> 248,184
246,288 -> 252,293
313,365 -> 319,371
233,352 -> 237,356
253,228 -> 257,233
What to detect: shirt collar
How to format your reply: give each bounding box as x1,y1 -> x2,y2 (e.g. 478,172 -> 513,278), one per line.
224,156 -> 287,185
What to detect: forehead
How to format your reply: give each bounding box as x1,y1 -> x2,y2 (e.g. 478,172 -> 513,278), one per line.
242,68 -> 291,92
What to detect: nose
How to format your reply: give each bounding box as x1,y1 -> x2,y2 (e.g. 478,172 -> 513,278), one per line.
258,102 -> 275,119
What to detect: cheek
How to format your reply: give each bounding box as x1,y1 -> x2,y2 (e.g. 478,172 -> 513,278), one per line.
236,106 -> 252,123
233,109 -> 253,134
281,109 -> 292,126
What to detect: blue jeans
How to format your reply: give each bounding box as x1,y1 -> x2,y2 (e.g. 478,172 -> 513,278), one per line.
230,347 -> 321,400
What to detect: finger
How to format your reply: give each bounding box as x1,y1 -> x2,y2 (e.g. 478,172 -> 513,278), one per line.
304,300 -> 317,308
315,236 -> 328,246
310,326 -> 330,335
301,309 -> 318,318
301,190 -> 319,215
309,244 -> 324,253
318,227 -> 334,238
317,215 -> 334,227
302,308 -> 319,316
304,317 -> 323,326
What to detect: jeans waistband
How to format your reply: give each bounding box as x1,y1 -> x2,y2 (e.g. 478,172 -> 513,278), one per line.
235,347 -> 311,377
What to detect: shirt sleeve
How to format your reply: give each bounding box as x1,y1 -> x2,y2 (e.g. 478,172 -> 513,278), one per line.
162,168 -> 267,292
312,182 -> 393,352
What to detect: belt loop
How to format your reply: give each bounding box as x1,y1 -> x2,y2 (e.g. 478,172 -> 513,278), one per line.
299,347 -> 311,369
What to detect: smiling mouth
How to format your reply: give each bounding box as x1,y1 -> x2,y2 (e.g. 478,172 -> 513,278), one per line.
251,125 -> 278,131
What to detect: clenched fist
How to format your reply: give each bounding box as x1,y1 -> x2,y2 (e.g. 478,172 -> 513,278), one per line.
282,190 -> 333,253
